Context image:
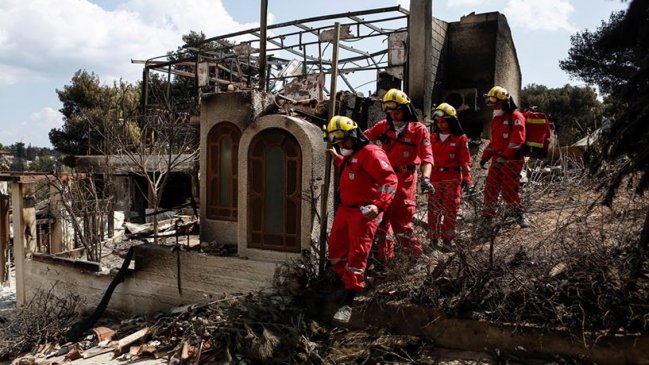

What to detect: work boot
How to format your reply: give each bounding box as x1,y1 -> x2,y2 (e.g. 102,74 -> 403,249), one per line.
333,305 -> 352,323
333,289 -> 356,324
517,213 -> 531,228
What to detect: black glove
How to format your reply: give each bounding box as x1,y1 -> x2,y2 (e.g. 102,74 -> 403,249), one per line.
479,159 -> 488,169
461,181 -> 469,190
421,178 -> 435,193
493,157 -> 506,169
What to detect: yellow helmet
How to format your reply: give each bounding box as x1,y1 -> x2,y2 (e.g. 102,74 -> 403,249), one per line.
382,88 -> 411,111
484,86 -> 509,106
433,103 -> 457,118
323,115 -> 358,144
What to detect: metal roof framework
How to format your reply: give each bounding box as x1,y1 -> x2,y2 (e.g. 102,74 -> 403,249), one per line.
136,6 -> 409,108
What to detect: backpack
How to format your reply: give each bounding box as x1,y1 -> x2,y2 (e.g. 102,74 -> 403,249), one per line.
521,110 -> 553,158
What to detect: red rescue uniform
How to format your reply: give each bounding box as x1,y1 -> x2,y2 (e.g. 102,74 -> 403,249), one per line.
328,144 -> 397,293
428,133 -> 472,241
364,120 -> 434,260
481,110 -> 526,217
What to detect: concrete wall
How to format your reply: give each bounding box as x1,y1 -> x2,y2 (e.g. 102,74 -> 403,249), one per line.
23,245 -> 276,315
437,12 -> 521,139
237,115 -> 328,262
199,91 -> 275,245
430,17 -> 449,96
494,14 -> 522,105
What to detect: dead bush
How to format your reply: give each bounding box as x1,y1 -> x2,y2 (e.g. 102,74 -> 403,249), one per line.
0,284 -> 82,360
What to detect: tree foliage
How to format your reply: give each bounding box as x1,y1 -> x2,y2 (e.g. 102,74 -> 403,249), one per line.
520,84 -> 604,145
49,70 -> 141,164
561,0 -> 649,203
559,11 -> 638,96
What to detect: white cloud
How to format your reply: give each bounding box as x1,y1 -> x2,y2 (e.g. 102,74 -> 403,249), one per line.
504,0 -> 576,32
0,0 -> 259,85
446,0 -> 485,7
395,0 -> 409,10
28,107 -> 63,130
0,64 -> 37,85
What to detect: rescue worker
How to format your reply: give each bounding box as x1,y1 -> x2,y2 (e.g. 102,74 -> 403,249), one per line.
428,103 -> 473,249
364,89 -> 434,261
325,115 -> 397,323
480,86 -> 530,228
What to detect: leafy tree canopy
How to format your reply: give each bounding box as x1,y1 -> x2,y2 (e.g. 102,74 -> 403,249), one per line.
520,84 -> 604,145
49,70 -> 141,163
560,0 -> 649,204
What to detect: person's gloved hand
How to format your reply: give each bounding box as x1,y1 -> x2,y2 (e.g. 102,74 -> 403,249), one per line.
421,177 -> 435,193
479,158 -> 488,169
493,157 -> 506,169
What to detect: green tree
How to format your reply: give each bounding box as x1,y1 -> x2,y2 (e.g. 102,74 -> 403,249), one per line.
49,70 -> 141,165
520,84 -> 604,145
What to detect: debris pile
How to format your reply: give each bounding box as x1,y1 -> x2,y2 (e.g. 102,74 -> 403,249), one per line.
403,160 -> 649,335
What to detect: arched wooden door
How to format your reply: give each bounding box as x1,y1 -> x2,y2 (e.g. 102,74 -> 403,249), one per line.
248,128 -> 302,252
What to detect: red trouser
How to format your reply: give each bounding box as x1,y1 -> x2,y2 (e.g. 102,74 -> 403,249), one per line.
428,171 -> 462,241
376,171 -> 422,261
328,206 -> 381,293
483,159 -> 524,217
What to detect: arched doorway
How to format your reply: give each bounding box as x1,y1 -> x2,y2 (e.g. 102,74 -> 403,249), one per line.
206,122 -> 241,221
248,128 -> 302,252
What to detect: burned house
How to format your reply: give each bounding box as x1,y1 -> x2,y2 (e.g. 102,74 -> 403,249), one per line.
7,2 -> 522,314
157,5 -> 522,257
75,154 -> 197,223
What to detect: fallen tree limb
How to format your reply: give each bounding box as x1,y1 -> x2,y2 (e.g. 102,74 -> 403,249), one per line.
63,246 -> 135,343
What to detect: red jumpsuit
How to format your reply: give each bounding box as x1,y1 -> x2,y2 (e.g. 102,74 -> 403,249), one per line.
328,144 -> 397,293
364,120 -> 434,260
481,110 -> 526,217
428,133 -> 472,241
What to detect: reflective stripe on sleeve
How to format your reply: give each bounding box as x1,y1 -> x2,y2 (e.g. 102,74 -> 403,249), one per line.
526,141 -> 544,148
378,185 -> 396,195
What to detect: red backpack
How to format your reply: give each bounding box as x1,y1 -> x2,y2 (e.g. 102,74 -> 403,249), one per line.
521,110 -> 553,158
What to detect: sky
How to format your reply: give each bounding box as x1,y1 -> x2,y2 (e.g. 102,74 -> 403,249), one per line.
0,0 -> 628,148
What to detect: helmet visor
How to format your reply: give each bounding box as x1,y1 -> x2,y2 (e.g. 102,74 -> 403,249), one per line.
382,100 -> 399,112
327,129 -> 347,144
433,109 -> 448,118
485,96 -> 498,106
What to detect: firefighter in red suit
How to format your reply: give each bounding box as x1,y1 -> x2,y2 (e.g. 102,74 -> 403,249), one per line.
325,115 -> 397,323
480,86 -> 530,227
364,89 -> 434,261
428,103 -> 473,249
